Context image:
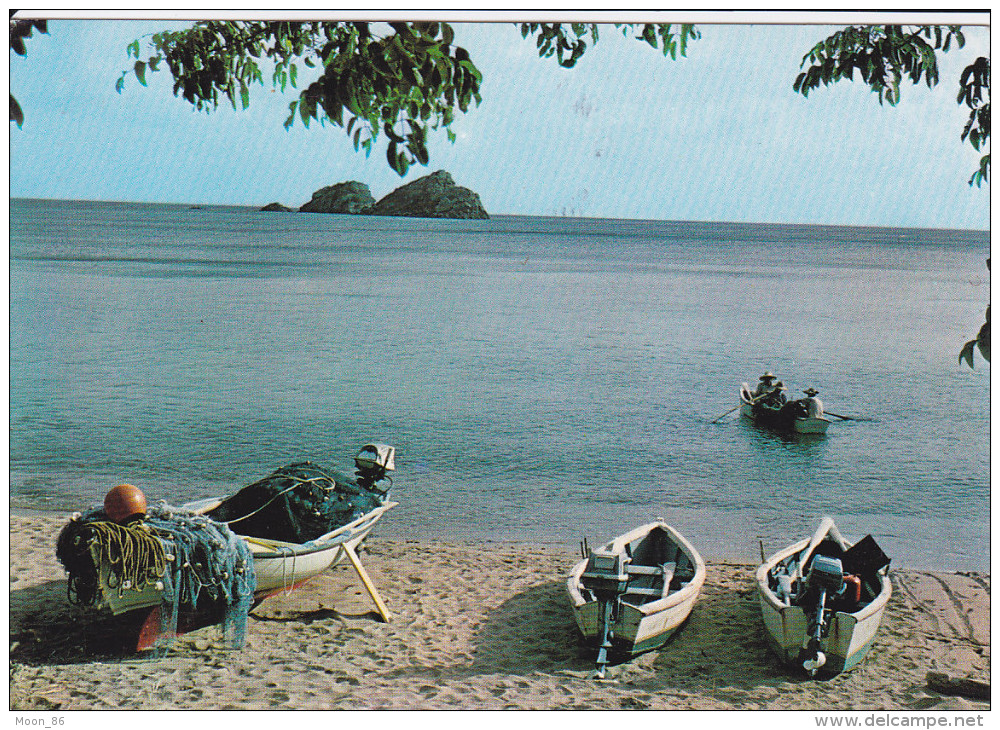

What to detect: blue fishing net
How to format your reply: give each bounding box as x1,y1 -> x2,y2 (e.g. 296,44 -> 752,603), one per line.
144,503 -> 256,649
56,504 -> 256,650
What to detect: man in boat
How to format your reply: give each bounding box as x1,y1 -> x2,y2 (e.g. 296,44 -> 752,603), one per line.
752,372 -> 778,400
769,381 -> 788,406
800,387 -> 824,418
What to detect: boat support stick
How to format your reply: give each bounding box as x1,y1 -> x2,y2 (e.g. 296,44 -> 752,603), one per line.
344,543 -> 393,623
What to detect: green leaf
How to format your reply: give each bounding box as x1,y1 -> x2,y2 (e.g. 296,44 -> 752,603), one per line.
134,61 -> 147,86
959,340 -> 977,368
387,140 -> 398,170
10,95 -> 24,128
413,139 -> 429,165
290,63 -> 298,87
459,59 -> 482,81
240,82 -> 250,110
128,40 -> 140,59
299,95 -> 312,126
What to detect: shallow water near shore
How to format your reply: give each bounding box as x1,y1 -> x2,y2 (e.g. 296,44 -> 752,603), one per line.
9,198 -> 990,571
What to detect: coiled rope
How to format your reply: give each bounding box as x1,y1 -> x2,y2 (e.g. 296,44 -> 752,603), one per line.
56,518 -> 167,605
56,503 -> 256,649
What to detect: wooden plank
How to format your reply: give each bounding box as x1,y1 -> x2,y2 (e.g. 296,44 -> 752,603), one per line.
624,587 -> 664,597
343,543 -> 392,623
660,561 -> 677,597
926,672 -> 990,700
626,565 -> 661,576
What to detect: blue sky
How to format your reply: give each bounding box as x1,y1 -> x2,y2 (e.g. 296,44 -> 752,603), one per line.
8,12 -> 990,229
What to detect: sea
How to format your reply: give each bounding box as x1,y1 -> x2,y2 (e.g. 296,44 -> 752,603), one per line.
9,198 -> 991,572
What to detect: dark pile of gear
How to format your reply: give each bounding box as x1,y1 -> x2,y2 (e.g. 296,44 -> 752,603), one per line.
56,498 -> 256,649
204,460 -> 391,544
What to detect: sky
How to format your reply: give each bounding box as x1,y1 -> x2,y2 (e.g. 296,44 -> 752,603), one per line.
7,11 -> 991,230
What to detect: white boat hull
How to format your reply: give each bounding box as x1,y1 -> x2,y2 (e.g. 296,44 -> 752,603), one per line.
756,518 -> 891,675
99,500 -> 397,616
567,521 -> 706,656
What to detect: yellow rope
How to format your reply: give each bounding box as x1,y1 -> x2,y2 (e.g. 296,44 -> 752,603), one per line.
82,521 -> 168,597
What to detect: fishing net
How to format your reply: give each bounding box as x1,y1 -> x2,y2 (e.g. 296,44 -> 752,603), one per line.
54,459 -> 390,650
56,503 -> 256,649
204,461 -> 386,544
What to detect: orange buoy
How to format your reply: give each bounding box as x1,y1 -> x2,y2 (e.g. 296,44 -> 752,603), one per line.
103,483 -> 147,523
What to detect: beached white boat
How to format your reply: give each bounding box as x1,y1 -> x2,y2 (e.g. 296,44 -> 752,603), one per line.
740,382 -> 832,434
756,517 -> 891,677
98,498 -> 397,618
57,444 -> 399,649
567,521 -> 706,677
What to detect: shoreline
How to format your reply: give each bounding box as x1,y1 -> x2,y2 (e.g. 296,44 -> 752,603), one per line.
10,501 -> 989,575
9,513 -> 990,711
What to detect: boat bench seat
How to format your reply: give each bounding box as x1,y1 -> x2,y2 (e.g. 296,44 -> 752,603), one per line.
624,561 -> 677,601
624,587 -> 663,597
626,565 -> 662,576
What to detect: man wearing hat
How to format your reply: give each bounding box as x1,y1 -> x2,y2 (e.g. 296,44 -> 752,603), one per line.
801,387 -> 824,419
752,372 -> 776,399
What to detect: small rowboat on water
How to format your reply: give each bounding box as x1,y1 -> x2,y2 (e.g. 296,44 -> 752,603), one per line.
756,517 -> 892,677
740,382 -> 832,434
567,521 -> 706,678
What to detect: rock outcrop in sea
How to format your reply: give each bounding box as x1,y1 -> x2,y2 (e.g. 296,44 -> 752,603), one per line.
260,202 -> 293,212
368,170 -> 488,220
299,182 -> 376,214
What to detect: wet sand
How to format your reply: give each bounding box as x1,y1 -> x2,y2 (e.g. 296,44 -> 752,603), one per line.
9,513 -> 990,711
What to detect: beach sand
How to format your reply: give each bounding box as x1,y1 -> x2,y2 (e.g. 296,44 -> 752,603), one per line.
9,513 -> 990,711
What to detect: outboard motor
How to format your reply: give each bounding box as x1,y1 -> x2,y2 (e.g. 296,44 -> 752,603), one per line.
354,443 -> 395,494
580,548 -> 630,678
801,554 -> 845,676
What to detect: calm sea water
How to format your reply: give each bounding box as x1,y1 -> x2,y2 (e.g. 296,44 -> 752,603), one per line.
9,198 -> 990,571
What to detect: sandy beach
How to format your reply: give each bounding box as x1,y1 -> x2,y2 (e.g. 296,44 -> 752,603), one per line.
9,512 -> 989,711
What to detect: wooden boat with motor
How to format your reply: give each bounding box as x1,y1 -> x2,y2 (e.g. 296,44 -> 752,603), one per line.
56,444 -> 399,649
756,517 -> 891,677
98,496 -> 398,617
567,520 -> 706,677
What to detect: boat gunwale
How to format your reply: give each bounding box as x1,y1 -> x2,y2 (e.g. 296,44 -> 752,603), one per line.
240,501 -> 398,559
175,498 -> 397,558
567,520 -> 706,615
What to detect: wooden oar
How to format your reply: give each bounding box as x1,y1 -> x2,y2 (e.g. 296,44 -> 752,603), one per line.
711,405 -> 741,423
825,411 -> 875,422
713,389 -> 773,423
